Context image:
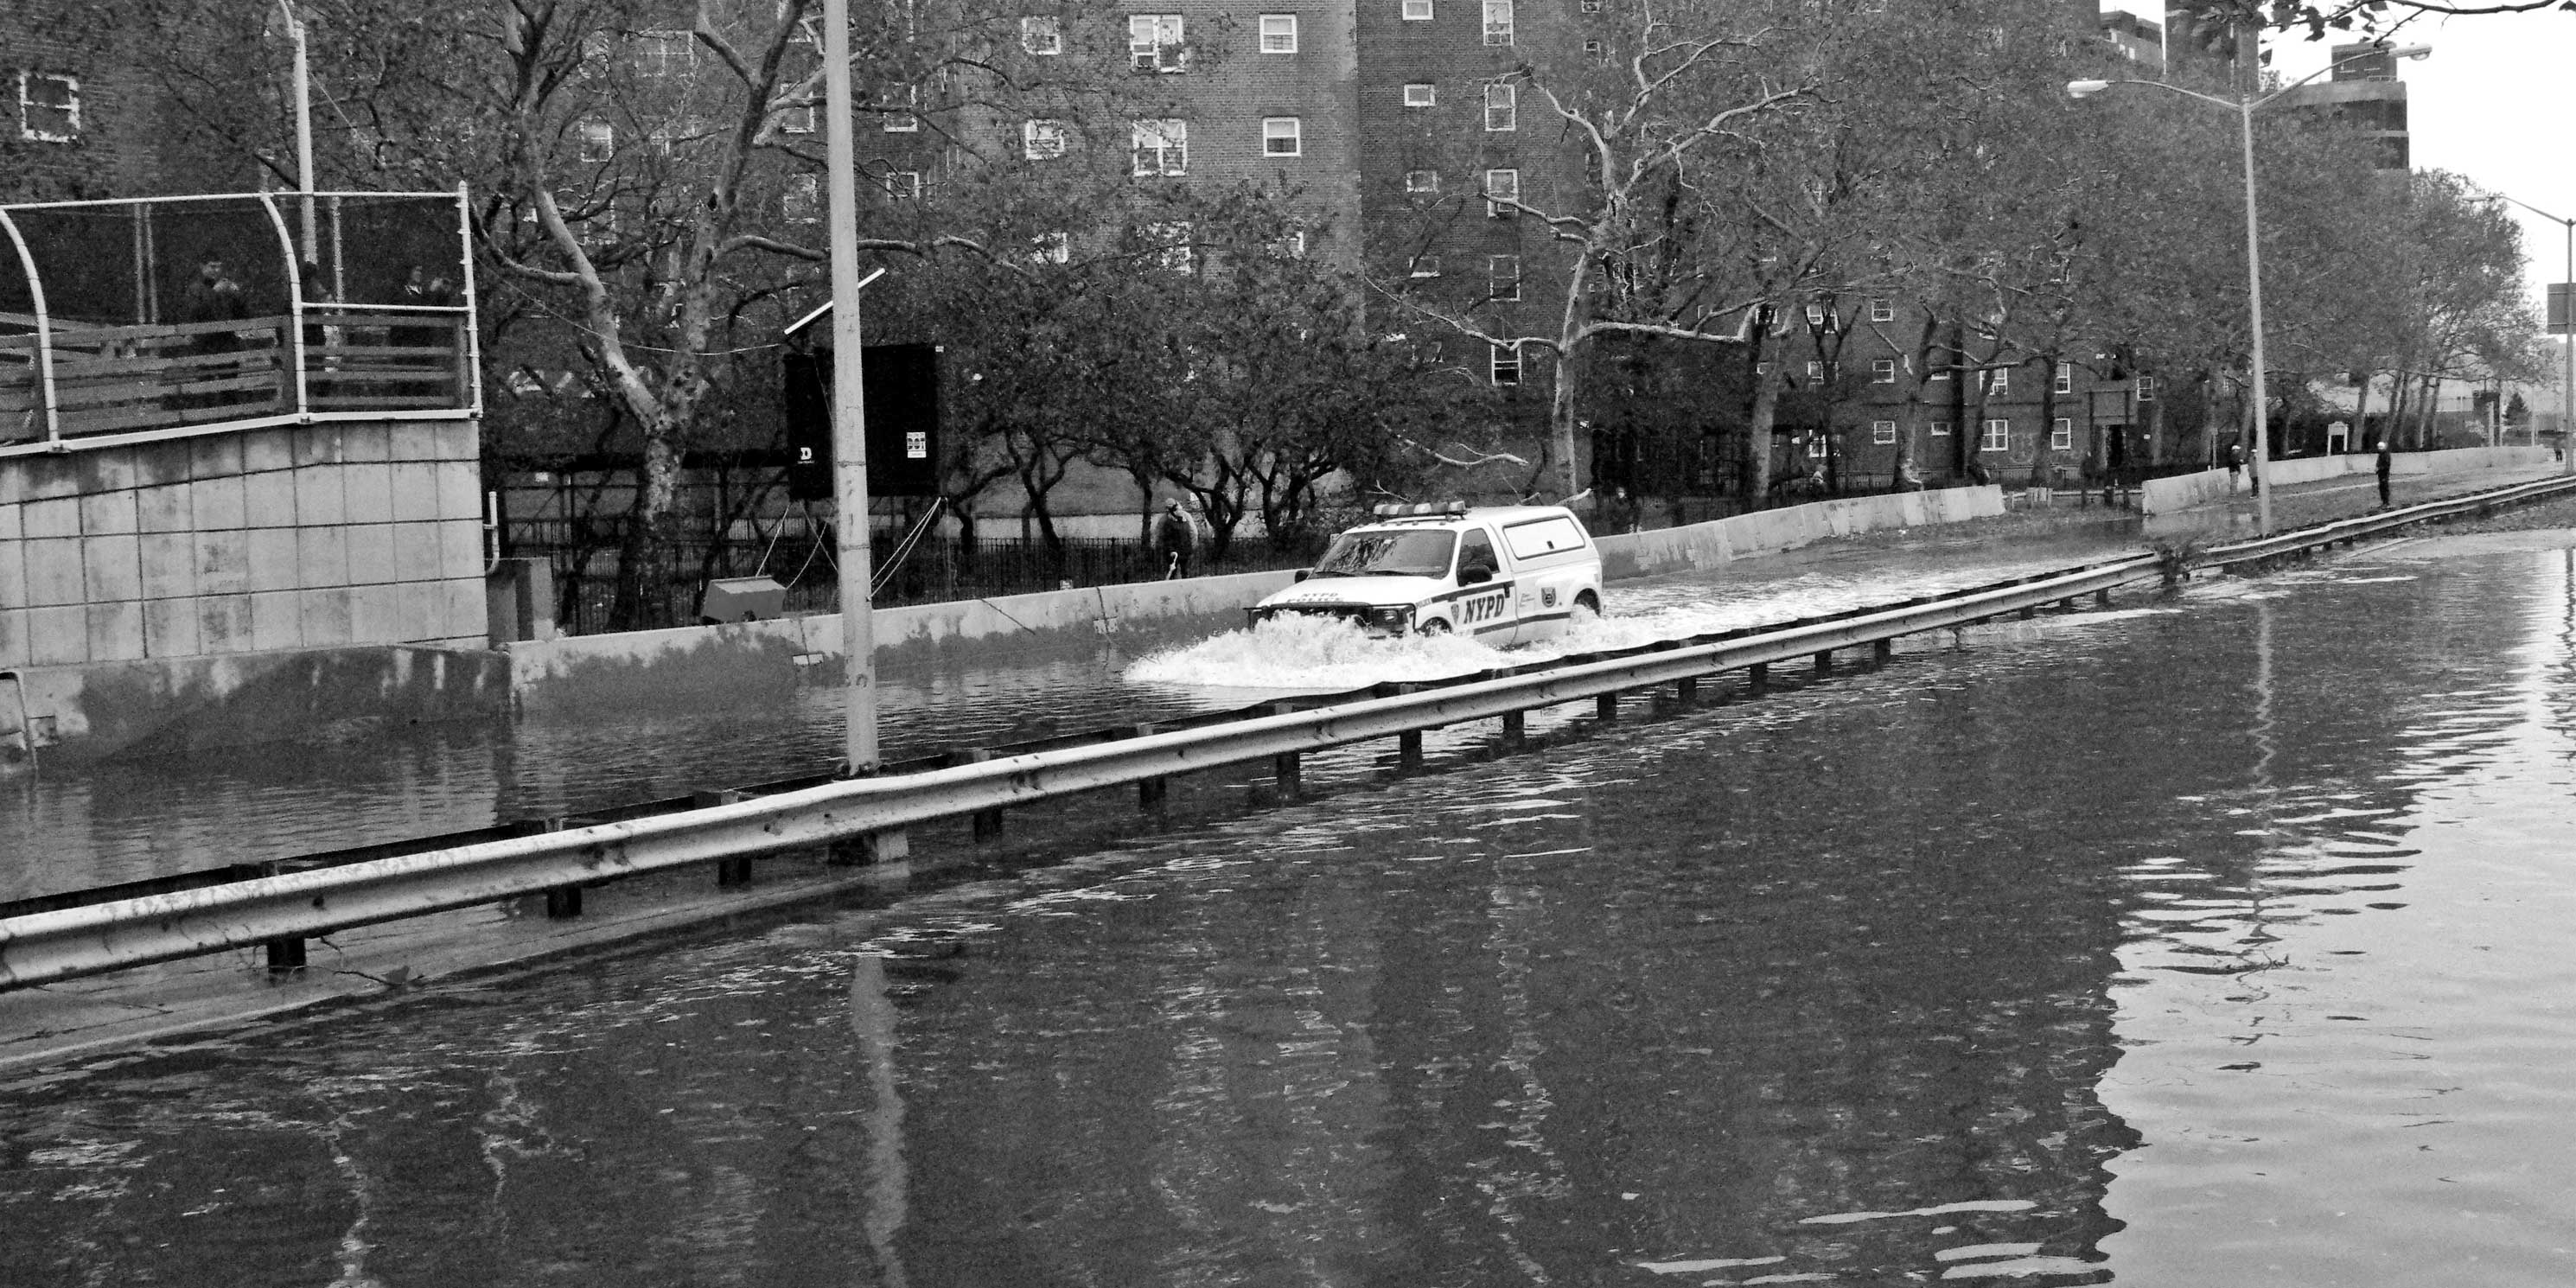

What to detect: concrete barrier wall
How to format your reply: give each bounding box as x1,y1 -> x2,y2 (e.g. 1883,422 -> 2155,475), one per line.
0,420 -> 488,670
2139,446 -> 2555,514
506,488 -> 2005,714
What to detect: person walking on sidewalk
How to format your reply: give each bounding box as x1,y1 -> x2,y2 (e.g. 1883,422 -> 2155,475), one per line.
2375,438 -> 2394,508
1154,499 -> 1200,579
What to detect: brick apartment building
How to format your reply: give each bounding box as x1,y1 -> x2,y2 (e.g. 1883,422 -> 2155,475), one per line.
0,2 -> 227,201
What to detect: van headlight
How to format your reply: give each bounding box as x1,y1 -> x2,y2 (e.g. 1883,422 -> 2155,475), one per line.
1366,605 -> 1414,632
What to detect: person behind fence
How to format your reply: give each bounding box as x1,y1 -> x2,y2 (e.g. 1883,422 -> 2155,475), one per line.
178,255 -> 249,409
2376,437 -> 2394,507
2225,436 -> 2246,490
1155,499 -> 1199,578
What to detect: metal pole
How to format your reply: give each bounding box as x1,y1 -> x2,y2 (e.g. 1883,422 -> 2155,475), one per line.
2239,94 -> 2272,534
2564,217 -> 2572,470
278,0 -> 316,262
823,0 -> 879,774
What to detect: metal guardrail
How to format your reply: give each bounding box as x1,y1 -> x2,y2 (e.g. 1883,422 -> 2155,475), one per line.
7,469 -> 2566,993
0,553 -> 2164,992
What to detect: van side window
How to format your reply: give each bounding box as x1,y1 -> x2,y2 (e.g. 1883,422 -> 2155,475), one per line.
1502,515 -> 1584,559
1457,529 -> 1499,580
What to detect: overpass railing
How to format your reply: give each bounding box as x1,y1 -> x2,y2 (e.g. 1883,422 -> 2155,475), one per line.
0,189 -> 476,452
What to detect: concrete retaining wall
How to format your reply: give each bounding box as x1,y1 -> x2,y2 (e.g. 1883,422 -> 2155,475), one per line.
0,420 -> 489,670
0,642 -> 509,767
2139,446 -> 2554,514
505,488 -> 2005,716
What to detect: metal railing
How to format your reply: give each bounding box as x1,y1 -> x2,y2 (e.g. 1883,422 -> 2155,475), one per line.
0,552 -> 2163,992
7,469 -> 2569,993
0,189 -> 476,452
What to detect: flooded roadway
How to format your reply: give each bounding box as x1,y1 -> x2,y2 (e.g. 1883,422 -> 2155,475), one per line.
0,521 -> 2137,900
7,528 -> 2576,1284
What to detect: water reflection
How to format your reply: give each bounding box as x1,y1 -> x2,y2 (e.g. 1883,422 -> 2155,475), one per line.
10,541 -> 2576,1285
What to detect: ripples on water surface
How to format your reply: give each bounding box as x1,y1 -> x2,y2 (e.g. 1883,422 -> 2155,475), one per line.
10,534 -> 2576,1285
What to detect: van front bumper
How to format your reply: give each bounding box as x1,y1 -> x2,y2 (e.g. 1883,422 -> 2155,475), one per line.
1246,603 -> 1418,636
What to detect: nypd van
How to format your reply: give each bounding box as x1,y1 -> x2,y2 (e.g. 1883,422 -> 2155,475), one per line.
1246,502 -> 1604,645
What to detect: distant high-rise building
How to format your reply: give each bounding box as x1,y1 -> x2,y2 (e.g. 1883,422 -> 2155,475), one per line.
2280,42 -> 2413,171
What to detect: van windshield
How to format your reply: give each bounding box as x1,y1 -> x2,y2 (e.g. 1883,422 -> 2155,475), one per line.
1310,528 -> 1457,577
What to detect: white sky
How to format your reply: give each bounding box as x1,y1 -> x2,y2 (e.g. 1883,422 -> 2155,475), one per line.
2103,3 -> 2576,315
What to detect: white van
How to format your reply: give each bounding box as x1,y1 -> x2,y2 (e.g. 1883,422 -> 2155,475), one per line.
1246,503 -> 1604,646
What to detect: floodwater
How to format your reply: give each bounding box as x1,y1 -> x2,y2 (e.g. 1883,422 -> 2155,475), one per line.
6,528 -> 2576,1285
0,523 -> 2135,899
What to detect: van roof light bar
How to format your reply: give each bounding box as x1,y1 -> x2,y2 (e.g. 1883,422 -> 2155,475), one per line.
1370,499 -> 1470,518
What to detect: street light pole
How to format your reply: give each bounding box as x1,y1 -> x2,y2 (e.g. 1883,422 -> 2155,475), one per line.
2070,42 -> 2432,534
2501,194 -> 2576,475
822,0 -> 880,775
2236,92 -> 2273,534
276,0 -> 316,262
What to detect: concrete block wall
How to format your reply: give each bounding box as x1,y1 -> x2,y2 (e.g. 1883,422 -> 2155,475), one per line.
2139,445 -> 2557,514
0,420 -> 488,669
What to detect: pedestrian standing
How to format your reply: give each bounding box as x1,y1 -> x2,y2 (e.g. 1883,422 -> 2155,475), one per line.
2375,437 -> 2393,508
1154,499 -> 1199,579
2225,437 -> 2245,491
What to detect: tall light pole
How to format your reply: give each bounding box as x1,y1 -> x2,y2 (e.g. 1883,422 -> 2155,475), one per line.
2072,42 -> 2432,534
275,0 -> 316,263
2501,194 -> 2576,474
822,0 -> 881,775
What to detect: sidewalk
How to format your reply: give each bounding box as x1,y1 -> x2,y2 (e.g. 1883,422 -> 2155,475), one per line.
2146,460 -> 2573,538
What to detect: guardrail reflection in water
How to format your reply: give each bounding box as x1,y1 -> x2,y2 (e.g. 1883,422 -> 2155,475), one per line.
0,189 -> 476,449
9,469 -> 2573,995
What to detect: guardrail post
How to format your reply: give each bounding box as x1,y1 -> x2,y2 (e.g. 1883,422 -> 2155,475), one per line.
693,790 -> 755,887
2095,588 -> 2112,608
1814,650 -> 1833,676
1748,662 -> 1769,694
1597,692 -> 1619,722
1118,723 -> 1167,809
539,818 -> 587,918
1676,675 -> 1697,705
953,750 -> 1004,840
1397,730 -> 1424,773
265,934 -> 307,977
2019,604 -> 2037,621
1871,639 -> 1893,666
2056,597 -> 2075,612
1273,751 -> 1302,798
1501,710 -> 1525,748
826,830 -> 909,865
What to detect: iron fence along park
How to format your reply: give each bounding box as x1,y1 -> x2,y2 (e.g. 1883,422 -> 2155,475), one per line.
0,190 -> 477,449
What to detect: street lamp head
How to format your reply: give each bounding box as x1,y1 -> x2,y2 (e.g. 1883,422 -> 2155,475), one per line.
2067,79 -> 2110,99
2380,43 -> 2432,61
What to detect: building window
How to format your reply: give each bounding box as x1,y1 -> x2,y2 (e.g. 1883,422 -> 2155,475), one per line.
1405,169 -> 1438,193
1483,0 -> 1514,44
1484,168 -> 1519,217
1804,303 -> 1828,327
1259,14 -> 1298,52
1031,231 -> 1070,264
17,73 -> 75,143
1871,359 -> 1896,384
1805,360 -> 1823,381
884,169 -> 922,198
1403,0 -> 1432,18
1807,434 -> 1830,458
1928,354 -> 1950,381
635,29 -> 693,75
1133,118 -> 1188,175
778,99 -> 815,134
1872,419 -> 1898,444
1581,0 -> 1601,10
783,174 -> 818,222
1583,39 -> 1603,56
2136,375 -> 2158,401
1869,297 -> 1894,322
577,120 -> 614,162
1492,342 -> 1521,385
2050,417 -> 2073,450
1980,418 -> 2011,452
1262,117 -> 1301,156
882,84 -> 919,131
1930,419 -> 1951,437
1755,361 -> 1771,375
1489,254 -> 1520,302
1410,252 -> 1440,277
1404,82 -> 1435,107
1272,228 -> 1308,258
1022,16 -> 1062,54
1023,118 -> 1070,159
1987,367 -> 2009,396
1129,15 -> 1186,72
1484,83 -> 1516,131
2053,362 -> 2073,394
